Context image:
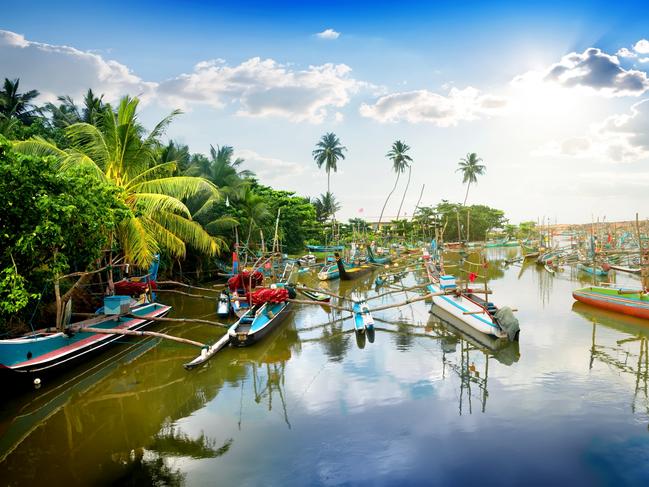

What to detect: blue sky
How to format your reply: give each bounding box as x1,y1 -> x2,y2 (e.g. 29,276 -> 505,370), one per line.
3,1 -> 649,223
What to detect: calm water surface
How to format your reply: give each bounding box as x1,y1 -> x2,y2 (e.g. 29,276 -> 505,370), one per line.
1,248 -> 649,486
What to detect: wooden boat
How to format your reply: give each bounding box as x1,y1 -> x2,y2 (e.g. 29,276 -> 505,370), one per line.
485,237 -> 509,248
609,264 -> 641,274
216,291 -> 231,318
296,286 -> 330,302
334,253 -> 373,280
366,246 -> 392,265
0,302 -> 172,387
306,244 -> 344,252
576,263 -> 609,276
228,301 -> 292,347
544,264 -> 556,275
317,263 -> 340,281
352,299 -> 374,334
572,286 -> 649,320
537,250 -> 562,265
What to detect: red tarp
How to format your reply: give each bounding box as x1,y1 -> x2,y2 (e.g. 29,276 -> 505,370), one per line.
250,288 -> 289,305
228,271 -> 264,292
114,280 -> 157,295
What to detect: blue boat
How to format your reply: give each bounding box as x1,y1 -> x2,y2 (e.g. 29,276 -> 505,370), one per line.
306,244 -> 344,252
352,298 -> 374,334
577,263 -> 609,276
0,302 -> 172,389
366,246 -> 392,265
228,301 -> 292,347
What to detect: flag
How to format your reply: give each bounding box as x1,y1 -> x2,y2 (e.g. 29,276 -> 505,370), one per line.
469,272 -> 477,283
358,208 -> 364,213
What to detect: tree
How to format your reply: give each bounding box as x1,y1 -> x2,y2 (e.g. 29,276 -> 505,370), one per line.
312,192 -> 341,223
378,140 -> 412,226
14,96 -> 222,268
457,152 -> 486,206
0,135 -> 128,330
0,78 -> 40,124
312,132 -> 346,197
45,89 -> 107,128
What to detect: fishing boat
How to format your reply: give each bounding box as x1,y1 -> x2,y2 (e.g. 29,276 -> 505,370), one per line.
216,291 -> 231,318
296,286 -> 330,302
306,244 -> 344,252
0,302 -> 172,388
485,237 -> 509,248
228,299 -> 292,347
576,263 -> 609,276
334,253 -> 373,280
609,264 -> 641,274
366,245 -> 392,265
352,298 -> 374,334
317,263 -> 340,281
572,286 -> 649,320
228,270 -> 264,317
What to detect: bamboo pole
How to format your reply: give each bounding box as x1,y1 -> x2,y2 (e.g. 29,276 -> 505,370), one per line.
74,327 -> 206,348
125,313 -> 229,328
365,282 -> 431,302
154,289 -> 214,299
287,299 -> 352,313
369,292 -> 436,312
156,281 -> 221,293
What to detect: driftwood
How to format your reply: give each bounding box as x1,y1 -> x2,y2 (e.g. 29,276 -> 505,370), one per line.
74,326 -> 206,348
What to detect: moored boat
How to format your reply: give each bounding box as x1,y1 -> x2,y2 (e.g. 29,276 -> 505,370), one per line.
306,244 -> 344,252
572,286 -> 649,320
216,291 -> 232,318
352,297 -> 374,334
228,300 -> 292,347
334,253 -> 373,280
0,302 -> 172,388
317,263 -> 340,281
576,263 -> 609,276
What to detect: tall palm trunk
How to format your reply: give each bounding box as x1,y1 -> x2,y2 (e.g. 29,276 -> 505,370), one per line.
378,172 -> 401,227
327,170 -> 331,195
396,166 -> 411,221
463,181 -> 471,206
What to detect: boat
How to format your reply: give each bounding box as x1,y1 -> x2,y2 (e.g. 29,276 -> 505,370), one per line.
485,237 -> 509,248
609,264 -> 641,274
572,286 -> 649,320
576,263 -> 609,276
228,299 -> 292,347
306,244 -> 344,252
366,245 -> 392,265
0,302 -> 172,388
544,264 -> 556,275
216,291 -> 231,318
317,263 -> 340,281
334,252 -> 373,280
423,255 -> 519,341
227,270 -> 264,317
537,250 -> 562,265
352,298 -> 374,334
296,286 -> 330,302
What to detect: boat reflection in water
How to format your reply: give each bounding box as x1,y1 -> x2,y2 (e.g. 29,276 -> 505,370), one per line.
427,312 -> 520,415
572,302 -> 649,417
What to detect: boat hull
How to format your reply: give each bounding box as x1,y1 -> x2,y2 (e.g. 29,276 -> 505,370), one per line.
229,302 -> 292,347
428,284 -> 506,338
0,303 -> 171,389
573,287 -> 649,320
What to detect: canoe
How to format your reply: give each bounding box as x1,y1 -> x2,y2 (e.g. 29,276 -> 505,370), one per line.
544,264 -> 556,275
228,301 -> 292,347
352,299 -> 374,334
334,253 -> 373,281
427,277 -> 519,340
0,302 -> 172,388
183,333 -> 230,370
297,287 -> 330,302
306,244 -> 344,252
572,286 -> 649,320
317,263 -> 340,281
609,265 -> 641,274
576,263 -> 609,276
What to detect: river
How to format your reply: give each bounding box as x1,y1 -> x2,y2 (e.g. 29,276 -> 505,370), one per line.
1,248 -> 648,486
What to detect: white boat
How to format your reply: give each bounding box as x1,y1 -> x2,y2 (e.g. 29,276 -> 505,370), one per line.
427,275 -> 509,339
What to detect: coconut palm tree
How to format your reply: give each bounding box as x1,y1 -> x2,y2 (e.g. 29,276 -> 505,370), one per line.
312,192 -> 341,223
378,140 -> 412,227
456,152 -> 486,206
0,78 -> 40,123
312,132 -> 347,196
239,187 -> 271,246
45,89 -> 106,128
13,96 -> 222,268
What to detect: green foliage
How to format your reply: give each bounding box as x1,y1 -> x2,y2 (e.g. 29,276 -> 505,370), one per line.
0,135 -> 128,325
312,132 -> 346,194
415,200 -> 507,242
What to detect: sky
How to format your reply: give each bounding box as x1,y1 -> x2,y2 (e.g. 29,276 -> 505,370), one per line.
2,0 -> 649,224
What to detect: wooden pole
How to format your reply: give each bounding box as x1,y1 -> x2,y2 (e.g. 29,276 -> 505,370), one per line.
154,289 -> 214,299
74,326 -> 206,348
156,281 -> 221,293
126,313 -> 229,328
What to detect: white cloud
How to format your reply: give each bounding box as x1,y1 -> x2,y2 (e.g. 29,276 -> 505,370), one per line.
516,47 -> 649,97
534,99 -> 649,163
0,29 -> 156,103
616,47 -> 637,58
634,39 -> 649,54
158,57 -> 364,123
234,149 -> 308,186
316,28 -> 340,40
359,86 -> 507,126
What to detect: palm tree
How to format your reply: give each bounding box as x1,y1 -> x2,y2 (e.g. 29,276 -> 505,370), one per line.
187,145 -> 253,199
0,78 -> 40,123
456,152 -> 486,206
312,132 -> 347,196
14,96 -> 222,268
378,140 -> 412,227
393,142 -> 413,221
313,192 -> 341,223
239,187 -> 271,246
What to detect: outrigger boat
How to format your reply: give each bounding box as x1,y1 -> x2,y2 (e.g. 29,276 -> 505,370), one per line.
216,291 -> 232,318
306,244 -> 344,252
367,245 -> 392,265
576,263 -> 609,276
296,286 -> 330,302
334,252 -> 373,281
572,286 -> 649,320
352,297 -> 374,334
317,263 -> 340,281
423,252 -> 520,341
0,302 -> 172,388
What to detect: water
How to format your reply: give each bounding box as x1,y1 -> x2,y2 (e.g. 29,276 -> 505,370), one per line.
1,248 -> 649,486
